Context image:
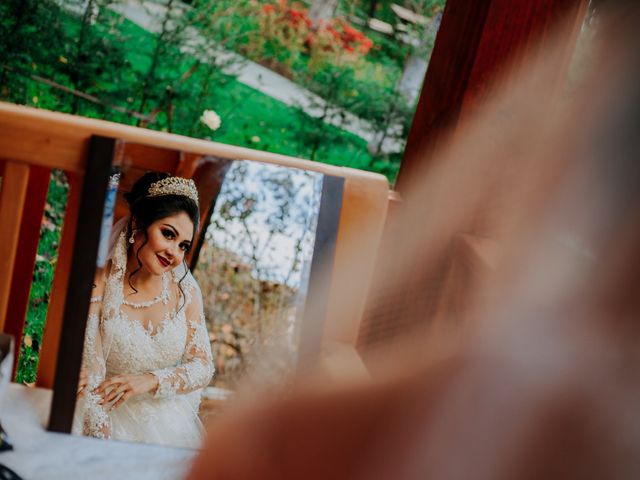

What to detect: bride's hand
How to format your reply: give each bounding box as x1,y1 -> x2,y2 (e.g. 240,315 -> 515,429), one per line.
94,373 -> 159,409
77,368 -> 88,398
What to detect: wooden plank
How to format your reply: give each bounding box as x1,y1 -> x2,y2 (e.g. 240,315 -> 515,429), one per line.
36,173 -> 82,389
49,136 -> 114,433
325,178 -> 391,346
298,176 -> 345,366
187,157 -> 232,268
0,162 -> 30,331
0,162 -> 29,334
0,102 -> 387,179
5,166 -> 50,377
397,0 -> 492,192
117,142 -> 180,174
175,151 -> 204,179
461,0 -> 587,111
356,191 -> 402,349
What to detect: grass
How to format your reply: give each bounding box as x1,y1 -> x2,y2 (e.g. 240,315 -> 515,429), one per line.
115,11 -> 396,173
64,9 -> 397,175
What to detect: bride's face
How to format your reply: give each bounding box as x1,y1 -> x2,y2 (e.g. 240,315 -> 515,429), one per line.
134,211 -> 194,276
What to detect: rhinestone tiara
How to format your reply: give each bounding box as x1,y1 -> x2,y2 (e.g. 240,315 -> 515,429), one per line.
109,172 -> 121,189
147,176 -> 199,205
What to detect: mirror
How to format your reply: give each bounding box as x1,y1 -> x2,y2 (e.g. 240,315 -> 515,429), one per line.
64,140 -> 343,449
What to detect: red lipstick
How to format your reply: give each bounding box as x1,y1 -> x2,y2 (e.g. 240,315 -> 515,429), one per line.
156,254 -> 170,267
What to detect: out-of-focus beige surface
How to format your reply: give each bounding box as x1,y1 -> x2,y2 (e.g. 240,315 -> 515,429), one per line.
187,5 -> 640,479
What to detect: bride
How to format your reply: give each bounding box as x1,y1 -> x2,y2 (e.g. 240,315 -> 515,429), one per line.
73,172 -> 214,449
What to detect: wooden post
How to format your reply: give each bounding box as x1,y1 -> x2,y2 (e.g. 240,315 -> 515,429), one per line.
0,161 -> 30,331
37,173 -> 82,388
396,0 -> 588,192
359,0 -> 588,351
5,166 -> 51,376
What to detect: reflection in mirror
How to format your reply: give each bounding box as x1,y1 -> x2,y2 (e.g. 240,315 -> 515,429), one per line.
72,150 -> 326,450
194,161 -> 322,398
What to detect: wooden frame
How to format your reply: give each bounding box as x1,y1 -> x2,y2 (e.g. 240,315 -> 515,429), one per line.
45,142 -> 346,434
0,162 -> 30,329
48,136 -> 114,433
297,176 -> 345,365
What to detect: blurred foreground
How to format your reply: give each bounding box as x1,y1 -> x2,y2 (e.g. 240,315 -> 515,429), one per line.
188,3 -> 640,479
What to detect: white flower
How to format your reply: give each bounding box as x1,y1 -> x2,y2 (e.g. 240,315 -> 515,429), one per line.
200,110 -> 221,131
251,135 -> 261,143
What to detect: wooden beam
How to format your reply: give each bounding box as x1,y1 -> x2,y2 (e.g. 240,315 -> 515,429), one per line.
49,136 -> 114,433
37,173 -> 82,388
116,141 -> 180,175
187,157 -> 232,268
0,161 -> 30,331
396,0 -> 588,192
5,166 -> 50,377
0,102 -> 384,177
360,0 -> 588,352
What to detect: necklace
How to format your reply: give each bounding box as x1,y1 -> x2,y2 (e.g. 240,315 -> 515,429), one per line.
123,273 -> 169,309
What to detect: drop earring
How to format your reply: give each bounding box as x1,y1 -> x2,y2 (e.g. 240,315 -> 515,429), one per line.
129,230 -> 136,244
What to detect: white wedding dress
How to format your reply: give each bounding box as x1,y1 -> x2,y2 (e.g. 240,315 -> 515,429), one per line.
72,230 -> 214,449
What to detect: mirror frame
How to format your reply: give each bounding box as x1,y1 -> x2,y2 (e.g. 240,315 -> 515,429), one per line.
47,137 -> 344,434
49,135 -> 114,432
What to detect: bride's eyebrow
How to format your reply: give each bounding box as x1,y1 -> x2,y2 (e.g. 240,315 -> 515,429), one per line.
162,223 -> 179,236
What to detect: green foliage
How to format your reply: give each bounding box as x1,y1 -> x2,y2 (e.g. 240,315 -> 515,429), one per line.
218,1 -> 407,127
61,1 -> 132,113
15,171 -> 69,384
2,0 -> 407,383
1,3 -> 391,172
191,0 -> 258,49
0,0 -> 67,102
353,0 -> 446,24
186,0 -> 445,168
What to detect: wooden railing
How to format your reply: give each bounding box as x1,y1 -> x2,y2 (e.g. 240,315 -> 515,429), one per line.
0,102 -> 390,390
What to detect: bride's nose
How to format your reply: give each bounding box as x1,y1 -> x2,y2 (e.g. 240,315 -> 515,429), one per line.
165,244 -> 176,259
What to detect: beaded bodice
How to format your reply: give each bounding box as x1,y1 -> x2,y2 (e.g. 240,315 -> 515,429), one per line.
74,231 -> 214,440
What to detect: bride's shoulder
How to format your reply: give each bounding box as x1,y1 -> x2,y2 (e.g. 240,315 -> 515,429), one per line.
170,263 -> 197,287
170,264 -> 202,306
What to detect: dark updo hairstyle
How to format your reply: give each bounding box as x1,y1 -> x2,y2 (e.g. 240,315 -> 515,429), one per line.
123,171 -> 199,310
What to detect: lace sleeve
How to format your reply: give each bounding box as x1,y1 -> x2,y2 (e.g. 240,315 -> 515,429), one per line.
151,282 -> 214,398
75,301 -> 112,439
